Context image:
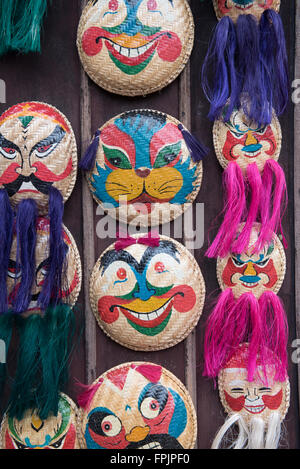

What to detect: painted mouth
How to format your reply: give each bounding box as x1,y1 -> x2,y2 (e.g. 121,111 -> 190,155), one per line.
244,404 -> 266,414
119,298 -> 173,328
233,1 -> 254,10
242,150 -> 261,158
137,441 -> 162,449
104,36 -> 158,61
18,181 -> 39,193
241,281 -> 259,288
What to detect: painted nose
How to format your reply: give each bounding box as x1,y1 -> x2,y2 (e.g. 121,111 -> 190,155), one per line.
244,131 -> 258,147
135,168 -> 151,178
15,159 -> 36,177
126,426 -> 150,443
243,262 -> 257,277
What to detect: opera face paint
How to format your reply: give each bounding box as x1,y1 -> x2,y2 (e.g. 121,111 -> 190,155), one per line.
87,110 -> 202,225
77,0 -> 194,95
1,395 -> 80,449
0,102 -> 77,212
217,224 -> 285,299
81,363 -> 197,449
6,218 -> 81,315
90,235 -> 205,351
219,345 -> 289,426
213,0 -> 280,21
213,108 -> 281,173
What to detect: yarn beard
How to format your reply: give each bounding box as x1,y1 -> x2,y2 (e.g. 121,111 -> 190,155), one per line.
204,225 -> 288,382
202,7 -> 288,126
0,0 -> 48,56
207,107 -> 287,258
211,343 -> 290,450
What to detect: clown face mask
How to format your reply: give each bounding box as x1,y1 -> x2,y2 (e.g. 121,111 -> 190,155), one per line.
0,102 -> 77,214
7,217 -> 81,316
85,110 -> 202,226
213,0 -> 280,21
90,234 -> 205,351
79,363 -> 197,449
77,0 -> 194,96
213,107 -> 281,173
0,394 -> 81,449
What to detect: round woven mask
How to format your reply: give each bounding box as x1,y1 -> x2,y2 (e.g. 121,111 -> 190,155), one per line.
0,102 -> 77,214
7,217 -> 82,316
213,0 -> 280,21
213,107 -> 282,173
90,234 -> 205,351
0,394 -> 81,449
85,109 -> 202,226
218,344 -> 290,426
217,224 -> 286,299
77,0 -> 194,96
80,362 -> 197,449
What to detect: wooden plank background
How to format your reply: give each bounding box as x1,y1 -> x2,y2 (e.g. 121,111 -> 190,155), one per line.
0,0 -> 299,449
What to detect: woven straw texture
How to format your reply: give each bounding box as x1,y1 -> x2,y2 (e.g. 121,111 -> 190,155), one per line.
0,102 -> 77,215
77,0 -> 194,96
213,107 -> 282,174
0,393 -> 81,449
78,362 -> 197,449
216,223 -> 286,299
6,218 -> 82,317
213,0 -> 281,21
218,343 -> 290,426
89,234 -> 205,351
85,109 -> 203,227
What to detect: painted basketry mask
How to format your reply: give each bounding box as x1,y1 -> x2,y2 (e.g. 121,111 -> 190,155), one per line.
78,362 -> 197,449
89,233 -> 205,351
77,0 -> 194,96
80,109 -> 205,227
0,394 -> 81,449
213,0 -> 280,22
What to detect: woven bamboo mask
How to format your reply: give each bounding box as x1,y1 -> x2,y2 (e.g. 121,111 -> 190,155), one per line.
83,109 -> 203,227
79,362 -> 197,449
7,217 -> 82,316
0,394 -> 81,449
218,344 -> 289,427
217,223 -> 285,299
89,234 -> 205,351
213,0 -> 280,21
77,0 -> 194,96
213,107 -> 282,174
0,102 -> 77,214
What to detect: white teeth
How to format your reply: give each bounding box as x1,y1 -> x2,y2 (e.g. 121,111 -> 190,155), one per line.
138,442 -> 162,449
243,150 -> 260,157
122,299 -> 171,322
110,40 -> 154,58
242,282 -> 258,288
19,181 -> 36,191
235,2 -> 253,8
245,405 -> 265,414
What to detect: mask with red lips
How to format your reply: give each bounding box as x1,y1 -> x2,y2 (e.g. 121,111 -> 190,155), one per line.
211,343 -> 290,449
77,0 -> 194,96
89,234 -> 205,351
78,363 -> 197,449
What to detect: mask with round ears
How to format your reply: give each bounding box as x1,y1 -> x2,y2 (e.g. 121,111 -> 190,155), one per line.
77,362 -> 197,449
204,223 -> 288,383
77,0 -> 194,96
202,1 -> 288,127
89,232 -> 205,351
212,343 -> 290,449
206,105 -> 287,259
79,109 -> 208,227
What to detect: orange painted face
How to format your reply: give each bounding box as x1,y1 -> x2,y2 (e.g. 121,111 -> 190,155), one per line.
213,0 -> 280,21
0,102 -> 77,213
6,218 -> 81,315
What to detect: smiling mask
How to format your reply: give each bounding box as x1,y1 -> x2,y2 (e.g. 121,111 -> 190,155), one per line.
77,0 -> 194,96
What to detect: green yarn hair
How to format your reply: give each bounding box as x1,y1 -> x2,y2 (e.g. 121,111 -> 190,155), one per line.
0,0 -> 48,56
8,304 -> 75,421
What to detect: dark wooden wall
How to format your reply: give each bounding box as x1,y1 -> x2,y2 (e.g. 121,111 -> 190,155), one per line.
0,0 -> 298,449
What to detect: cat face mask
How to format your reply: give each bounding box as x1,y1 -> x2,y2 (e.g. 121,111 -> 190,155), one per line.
77,0 -> 194,96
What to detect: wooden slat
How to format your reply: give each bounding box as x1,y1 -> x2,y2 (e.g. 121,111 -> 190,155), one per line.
80,0 -> 97,384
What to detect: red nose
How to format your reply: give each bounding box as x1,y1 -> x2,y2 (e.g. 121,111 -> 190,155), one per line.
135,168 -> 151,178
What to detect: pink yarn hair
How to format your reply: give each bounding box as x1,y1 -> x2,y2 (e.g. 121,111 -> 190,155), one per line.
77,380 -> 103,410
206,162 -> 246,258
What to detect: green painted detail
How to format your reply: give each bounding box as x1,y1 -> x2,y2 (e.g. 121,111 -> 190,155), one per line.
18,115 -> 34,128
127,307 -> 172,336
109,50 -> 156,75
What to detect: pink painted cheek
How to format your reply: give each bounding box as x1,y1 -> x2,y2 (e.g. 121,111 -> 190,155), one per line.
157,33 -> 182,62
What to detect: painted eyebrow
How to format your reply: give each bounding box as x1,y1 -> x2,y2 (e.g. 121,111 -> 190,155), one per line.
30,125 -> 66,156
0,133 -> 21,153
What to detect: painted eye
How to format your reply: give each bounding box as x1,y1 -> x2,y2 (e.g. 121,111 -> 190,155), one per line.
147,0 -> 158,10
101,415 -> 122,437
154,262 -> 166,273
256,259 -> 268,267
232,257 -> 244,267
103,144 -> 132,169
140,397 -> 160,419
117,267 -> 127,280
0,147 -> 17,159
154,141 -> 182,169
35,143 -> 58,158
7,264 -> 22,279
108,0 -> 118,10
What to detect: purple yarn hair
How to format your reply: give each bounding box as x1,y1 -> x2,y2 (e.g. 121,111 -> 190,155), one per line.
13,199 -> 38,314
38,186 -> 67,310
0,189 -> 13,314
